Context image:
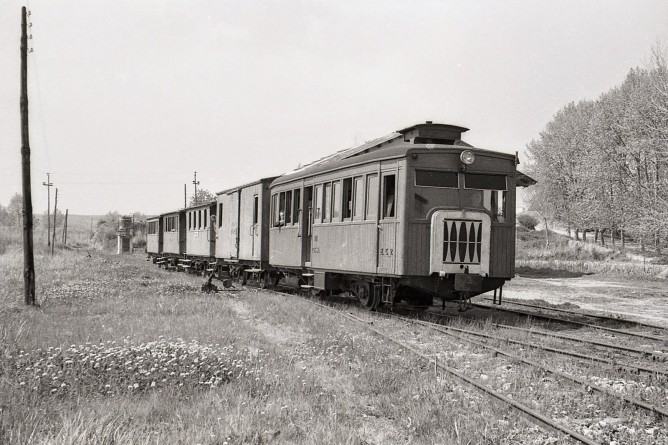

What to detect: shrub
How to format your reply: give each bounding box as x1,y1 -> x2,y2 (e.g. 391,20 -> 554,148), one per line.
517,213 -> 540,230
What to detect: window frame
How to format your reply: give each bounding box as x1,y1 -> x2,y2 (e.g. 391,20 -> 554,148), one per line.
414,169 -> 459,189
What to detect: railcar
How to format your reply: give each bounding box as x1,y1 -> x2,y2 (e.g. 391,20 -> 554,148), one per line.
146,216 -> 161,259
268,122 -> 533,308
184,201 -> 217,272
213,177 -> 277,284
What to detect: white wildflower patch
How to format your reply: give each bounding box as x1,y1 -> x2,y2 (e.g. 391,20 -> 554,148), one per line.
7,338 -> 261,398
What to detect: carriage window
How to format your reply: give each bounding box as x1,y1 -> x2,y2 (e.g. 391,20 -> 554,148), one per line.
464,173 -> 507,191
271,194 -> 279,227
148,221 -> 157,234
293,189 -> 301,223
314,185 -> 323,223
204,209 -> 208,229
199,210 -> 202,229
218,203 -> 223,227
382,175 -> 396,219
285,190 -> 292,225
353,176 -> 364,219
366,174 -> 378,220
342,178 -> 353,219
332,181 -> 341,221
415,170 -> 458,188
491,190 -> 507,222
253,195 -> 259,225
323,183 -> 332,222
188,213 -> 191,230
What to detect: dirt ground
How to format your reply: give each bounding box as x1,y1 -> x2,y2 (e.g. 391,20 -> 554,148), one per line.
490,269 -> 668,327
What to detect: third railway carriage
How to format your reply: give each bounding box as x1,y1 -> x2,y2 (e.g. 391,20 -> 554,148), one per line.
268,122 -> 531,308
213,177 -> 277,283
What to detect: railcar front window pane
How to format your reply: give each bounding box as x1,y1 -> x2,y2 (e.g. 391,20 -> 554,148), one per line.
366,174 -> 378,220
464,173 -> 507,191
415,170 -> 458,188
332,181 -> 341,221
491,190 -> 507,222
323,183 -> 332,222
382,174 -> 396,219
353,177 -> 364,219
293,189 -> 301,223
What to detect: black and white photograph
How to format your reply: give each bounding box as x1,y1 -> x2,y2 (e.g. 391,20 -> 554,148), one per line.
1,1 -> 667,444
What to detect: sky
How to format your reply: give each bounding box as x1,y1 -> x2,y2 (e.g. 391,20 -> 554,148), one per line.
1,0 -> 667,216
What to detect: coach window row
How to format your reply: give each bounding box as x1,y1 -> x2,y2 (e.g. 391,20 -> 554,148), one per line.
187,209 -> 209,231
272,188 -> 301,227
308,173 -> 397,225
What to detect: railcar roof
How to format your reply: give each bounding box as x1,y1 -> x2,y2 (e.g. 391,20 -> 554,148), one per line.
272,141 -> 515,187
216,176 -> 279,196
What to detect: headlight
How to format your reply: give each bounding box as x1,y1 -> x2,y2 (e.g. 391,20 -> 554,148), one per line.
460,150 -> 475,165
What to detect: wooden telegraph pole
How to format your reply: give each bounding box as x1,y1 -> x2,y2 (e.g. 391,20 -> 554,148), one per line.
43,173 -> 52,246
193,172 -> 199,204
20,6 -> 36,305
51,188 -> 58,254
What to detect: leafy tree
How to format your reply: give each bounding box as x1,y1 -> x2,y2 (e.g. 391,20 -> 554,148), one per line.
6,193 -> 23,227
188,189 -> 216,207
0,204 -> 8,226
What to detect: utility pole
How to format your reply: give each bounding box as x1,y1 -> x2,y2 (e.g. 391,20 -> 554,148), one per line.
184,184 -> 187,208
51,188 -> 58,254
192,172 -> 200,205
43,172 -> 52,246
62,209 -> 68,245
20,6 -> 36,305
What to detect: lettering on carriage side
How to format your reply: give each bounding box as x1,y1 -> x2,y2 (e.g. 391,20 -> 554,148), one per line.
311,247 -> 320,254
379,248 -> 394,256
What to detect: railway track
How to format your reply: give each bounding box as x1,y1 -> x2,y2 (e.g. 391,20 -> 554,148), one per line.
278,294 -> 665,445
307,300 -> 600,445
480,297 -> 668,332
469,300 -> 666,342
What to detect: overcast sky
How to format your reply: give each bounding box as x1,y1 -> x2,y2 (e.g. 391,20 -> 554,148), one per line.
1,0 -> 667,215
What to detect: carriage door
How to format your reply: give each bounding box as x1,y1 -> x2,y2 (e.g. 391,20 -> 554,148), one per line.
251,195 -> 259,257
377,173 -> 397,275
302,186 -> 313,266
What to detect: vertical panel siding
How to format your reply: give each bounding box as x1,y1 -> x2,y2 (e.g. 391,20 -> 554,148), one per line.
404,222 -> 431,275
270,226 -> 302,267
489,225 -> 514,277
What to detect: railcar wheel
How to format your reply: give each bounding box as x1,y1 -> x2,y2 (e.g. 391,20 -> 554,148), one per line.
353,282 -> 379,310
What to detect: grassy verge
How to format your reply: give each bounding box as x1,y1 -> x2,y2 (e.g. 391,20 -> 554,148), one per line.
2,248 -> 551,444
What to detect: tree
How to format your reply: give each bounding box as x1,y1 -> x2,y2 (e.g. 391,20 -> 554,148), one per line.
0,204 -> 9,226
189,189 -> 216,207
7,193 -> 23,227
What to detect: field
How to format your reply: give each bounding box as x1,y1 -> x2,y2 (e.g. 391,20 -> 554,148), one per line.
1,245 -> 666,444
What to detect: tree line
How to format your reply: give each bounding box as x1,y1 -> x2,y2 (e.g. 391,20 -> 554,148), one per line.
526,47 -> 668,253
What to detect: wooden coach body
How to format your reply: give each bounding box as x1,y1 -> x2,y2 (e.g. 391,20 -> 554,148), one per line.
185,201 -> 216,258
215,177 -> 276,266
161,210 -> 185,256
146,216 -> 162,256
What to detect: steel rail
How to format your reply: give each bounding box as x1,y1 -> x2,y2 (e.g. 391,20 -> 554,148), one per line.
402,317 -> 668,418
481,297 -> 668,332
490,323 -> 668,362
307,301 -> 601,445
472,302 -> 666,342
435,322 -> 668,377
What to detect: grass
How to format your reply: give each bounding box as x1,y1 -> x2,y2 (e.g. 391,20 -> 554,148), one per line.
516,229 -> 668,278
2,247 -> 553,444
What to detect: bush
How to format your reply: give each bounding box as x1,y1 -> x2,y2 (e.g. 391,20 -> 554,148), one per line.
517,213 -> 540,230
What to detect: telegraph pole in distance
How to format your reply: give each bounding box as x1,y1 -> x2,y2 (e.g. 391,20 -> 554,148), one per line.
51,188 -> 58,254
20,6 -> 36,305
184,184 -> 187,208
192,172 -> 200,204
43,172 -> 52,246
